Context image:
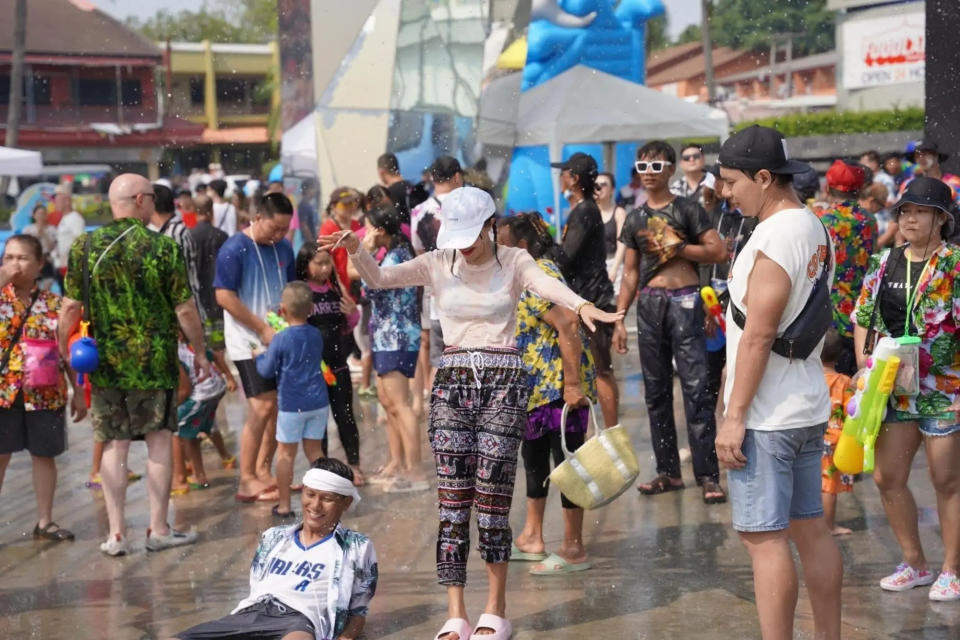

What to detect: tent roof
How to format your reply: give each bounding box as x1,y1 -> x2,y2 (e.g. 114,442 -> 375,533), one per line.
0,146 -> 43,176
281,112 -> 318,175
477,66 -> 728,147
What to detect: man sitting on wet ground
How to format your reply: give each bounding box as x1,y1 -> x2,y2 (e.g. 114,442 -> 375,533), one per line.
169,458 -> 378,640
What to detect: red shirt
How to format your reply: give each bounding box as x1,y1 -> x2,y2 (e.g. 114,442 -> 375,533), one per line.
319,218 -> 362,298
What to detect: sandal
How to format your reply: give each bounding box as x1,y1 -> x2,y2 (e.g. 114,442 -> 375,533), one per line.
435,618 -> 472,640
637,474 -> 684,495
471,613 -> 512,639
701,481 -> 727,504
33,522 -> 75,541
271,505 -> 297,519
187,476 -> 211,490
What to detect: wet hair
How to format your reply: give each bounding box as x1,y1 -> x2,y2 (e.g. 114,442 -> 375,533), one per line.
259,192 -> 294,218
208,179 -> 227,199
377,152 -> 400,175
598,172 -> 616,190
153,183 -> 176,215
32,204 -> 46,221
821,328 -> 843,366
638,140 -> 677,165
364,184 -> 391,211
575,169 -> 598,202
365,202 -> 414,255
310,456 -> 354,483
296,240 -> 339,288
498,212 -> 558,261
281,281 -> 314,321
4,234 -> 43,262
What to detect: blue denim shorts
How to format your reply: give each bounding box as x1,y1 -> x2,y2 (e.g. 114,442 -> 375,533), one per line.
728,424 -> 826,532
885,409 -> 960,437
276,406 -> 329,444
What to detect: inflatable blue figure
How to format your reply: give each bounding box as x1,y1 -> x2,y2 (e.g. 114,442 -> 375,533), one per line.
507,0 -> 664,224
523,0 -> 664,90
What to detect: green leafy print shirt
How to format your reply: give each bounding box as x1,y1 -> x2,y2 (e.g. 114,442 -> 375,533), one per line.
65,218 -> 192,390
853,243 -> 960,417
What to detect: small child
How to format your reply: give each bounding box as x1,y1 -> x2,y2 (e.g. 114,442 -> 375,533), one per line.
174,338 -> 230,492
296,242 -> 364,485
255,281 -> 330,518
821,329 -> 855,536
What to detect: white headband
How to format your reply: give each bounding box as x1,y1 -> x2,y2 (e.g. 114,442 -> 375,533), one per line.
302,468 -> 361,506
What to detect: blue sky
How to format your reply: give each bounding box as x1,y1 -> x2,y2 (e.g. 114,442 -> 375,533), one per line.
93,0 -> 701,38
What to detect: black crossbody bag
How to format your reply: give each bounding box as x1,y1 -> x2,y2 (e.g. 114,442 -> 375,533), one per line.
730,223 -> 833,361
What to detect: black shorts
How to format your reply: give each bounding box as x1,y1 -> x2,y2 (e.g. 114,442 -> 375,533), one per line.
0,392 -> 66,458
235,359 -> 278,398
175,597 -> 314,640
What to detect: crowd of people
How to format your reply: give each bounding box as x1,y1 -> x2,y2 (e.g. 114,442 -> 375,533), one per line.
1,129 -> 959,640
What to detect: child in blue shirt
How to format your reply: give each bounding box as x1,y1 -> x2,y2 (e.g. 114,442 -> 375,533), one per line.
255,281 -> 330,518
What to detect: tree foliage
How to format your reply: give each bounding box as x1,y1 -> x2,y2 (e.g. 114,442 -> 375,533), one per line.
126,0 -> 278,43
710,0 -> 835,56
675,24 -> 703,46
646,15 -> 669,53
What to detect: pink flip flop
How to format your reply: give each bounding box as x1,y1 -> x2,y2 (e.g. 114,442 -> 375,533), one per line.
471,614 -> 512,639
434,617 -> 472,640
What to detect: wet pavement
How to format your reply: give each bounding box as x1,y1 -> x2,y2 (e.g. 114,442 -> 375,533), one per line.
1,358 -> 958,639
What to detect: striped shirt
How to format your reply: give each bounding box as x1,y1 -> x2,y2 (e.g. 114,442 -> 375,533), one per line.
151,215 -> 204,320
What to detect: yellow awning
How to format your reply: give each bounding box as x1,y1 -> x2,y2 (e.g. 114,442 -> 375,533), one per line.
497,37 -> 527,70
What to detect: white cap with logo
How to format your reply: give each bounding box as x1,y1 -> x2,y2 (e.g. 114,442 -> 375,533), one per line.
436,186 -> 496,250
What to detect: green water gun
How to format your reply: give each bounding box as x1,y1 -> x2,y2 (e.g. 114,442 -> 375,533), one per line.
264,312 -> 336,386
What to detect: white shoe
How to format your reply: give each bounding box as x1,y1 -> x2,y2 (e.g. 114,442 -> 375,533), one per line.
145,526 -> 197,551
100,533 -> 131,557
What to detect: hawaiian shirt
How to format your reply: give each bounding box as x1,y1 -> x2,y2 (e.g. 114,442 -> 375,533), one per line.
815,201 -> 877,339
515,258 -> 598,412
898,172 -> 960,209
64,218 -> 192,390
0,284 -> 67,411
853,243 -> 960,416
240,522 -> 378,640
363,245 -> 421,353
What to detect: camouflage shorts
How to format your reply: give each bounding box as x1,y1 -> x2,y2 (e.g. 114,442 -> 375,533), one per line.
90,388 -> 177,443
204,317 -> 226,352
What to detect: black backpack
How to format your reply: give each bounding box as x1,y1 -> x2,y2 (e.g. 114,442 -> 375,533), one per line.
730,222 -> 832,361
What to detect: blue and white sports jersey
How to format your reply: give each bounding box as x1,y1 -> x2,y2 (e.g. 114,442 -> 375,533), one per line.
234,523 -> 378,640
213,233 -> 296,361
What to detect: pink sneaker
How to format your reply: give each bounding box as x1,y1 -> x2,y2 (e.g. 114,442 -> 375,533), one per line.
880,562 -> 935,592
929,572 -> 960,602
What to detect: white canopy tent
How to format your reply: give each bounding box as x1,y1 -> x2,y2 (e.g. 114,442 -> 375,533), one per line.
0,146 -> 43,176
478,65 -> 729,148
476,65 -> 730,224
280,113 -> 320,175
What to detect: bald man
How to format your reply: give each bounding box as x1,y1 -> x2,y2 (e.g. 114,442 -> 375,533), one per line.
58,173 -> 212,557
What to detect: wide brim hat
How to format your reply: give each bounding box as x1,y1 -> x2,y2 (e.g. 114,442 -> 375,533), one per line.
906,140 -> 949,164
892,176 -> 956,237
436,186 -> 497,250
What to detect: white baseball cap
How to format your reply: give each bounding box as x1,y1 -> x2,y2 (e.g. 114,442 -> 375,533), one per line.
436,186 -> 496,250
700,172 -> 716,190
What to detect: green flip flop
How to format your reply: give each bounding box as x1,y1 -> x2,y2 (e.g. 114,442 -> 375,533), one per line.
529,552 -> 592,575
510,542 -> 548,562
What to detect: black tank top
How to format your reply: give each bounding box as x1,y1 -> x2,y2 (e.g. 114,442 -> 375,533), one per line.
307,285 -> 346,336
603,211 -> 618,257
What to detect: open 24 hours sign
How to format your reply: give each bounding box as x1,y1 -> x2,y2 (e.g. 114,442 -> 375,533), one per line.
842,10 -> 925,90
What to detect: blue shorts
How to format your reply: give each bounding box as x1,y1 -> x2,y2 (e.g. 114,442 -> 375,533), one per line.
276,407 -> 329,444
373,350 -> 418,378
728,424 -> 826,532
885,409 -> 960,437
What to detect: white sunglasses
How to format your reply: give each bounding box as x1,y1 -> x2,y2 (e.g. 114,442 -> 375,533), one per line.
635,160 -> 673,174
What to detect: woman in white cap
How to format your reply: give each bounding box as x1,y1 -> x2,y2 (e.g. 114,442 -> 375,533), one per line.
168,457 -> 377,640
320,186 -> 621,640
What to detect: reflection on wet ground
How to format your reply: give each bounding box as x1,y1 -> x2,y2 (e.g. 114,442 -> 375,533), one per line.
1,362 -> 957,638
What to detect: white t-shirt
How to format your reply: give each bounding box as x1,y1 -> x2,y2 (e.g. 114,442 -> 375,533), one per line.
213,201 -> 237,236
235,530 -> 338,639
724,207 -> 833,431
56,210 -> 86,269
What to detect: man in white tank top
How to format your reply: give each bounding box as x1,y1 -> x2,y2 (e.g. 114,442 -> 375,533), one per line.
716,125 -> 842,640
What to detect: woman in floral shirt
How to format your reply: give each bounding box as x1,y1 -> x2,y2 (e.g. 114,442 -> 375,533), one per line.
0,235 -> 86,541
498,212 -> 599,576
351,203 -> 424,493
852,177 -> 960,601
